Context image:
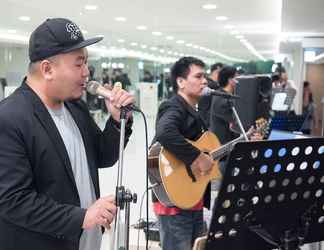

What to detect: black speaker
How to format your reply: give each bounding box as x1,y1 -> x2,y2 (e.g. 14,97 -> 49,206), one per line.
234,75 -> 271,129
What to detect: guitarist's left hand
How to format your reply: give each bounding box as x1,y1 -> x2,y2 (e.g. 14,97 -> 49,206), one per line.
247,126 -> 264,141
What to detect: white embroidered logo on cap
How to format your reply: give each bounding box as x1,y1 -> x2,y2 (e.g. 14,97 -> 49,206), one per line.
66,22 -> 81,40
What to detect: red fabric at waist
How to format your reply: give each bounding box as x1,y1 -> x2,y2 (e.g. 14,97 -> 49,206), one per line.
153,200 -> 203,216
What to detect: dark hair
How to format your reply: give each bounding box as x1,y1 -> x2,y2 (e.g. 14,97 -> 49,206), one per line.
210,62 -> 223,72
303,81 -> 310,88
218,66 -> 237,87
271,73 -> 280,82
171,56 -> 205,92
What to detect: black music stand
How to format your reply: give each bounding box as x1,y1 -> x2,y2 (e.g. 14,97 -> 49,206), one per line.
205,138 -> 324,250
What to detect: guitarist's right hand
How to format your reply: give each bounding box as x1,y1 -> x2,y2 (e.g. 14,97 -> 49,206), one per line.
191,152 -> 213,177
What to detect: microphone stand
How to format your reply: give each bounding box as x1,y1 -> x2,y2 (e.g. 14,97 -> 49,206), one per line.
226,98 -> 249,141
112,107 -> 137,250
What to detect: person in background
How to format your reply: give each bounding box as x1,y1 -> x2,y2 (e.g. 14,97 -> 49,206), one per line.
152,57 -> 212,250
198,62 -> 223,128
0,18 -> 134,250
301,81 -> 317,134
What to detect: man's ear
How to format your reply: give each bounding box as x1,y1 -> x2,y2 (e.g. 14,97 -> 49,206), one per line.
177,77 -> 185,89
39,60 -> 53,81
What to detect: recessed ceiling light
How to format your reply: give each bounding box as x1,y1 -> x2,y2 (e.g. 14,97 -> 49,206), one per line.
159,49 -> 165,53
193,45 -> 199,49
236,35 -> 244,39
202,4 -> 217,10
152,31 -> 162,36
186,43 -> 193,47
81,30 -> 88,34
224,25 -> 235,29
230,30 -> 240,35
176,40 -> 185,44
130,42 -> 138,46
166,36 -> 174,40
141,44 -> 147,49
19,16 -> 30,21
136,25 -> 147,30
84,5 -> 98,10
117,39 -> 125,43
216,16 -> 228,21
150,47 -> 158,51
8,29 -> 17,34
115,17 -> 127,22
167,51 -> 173,55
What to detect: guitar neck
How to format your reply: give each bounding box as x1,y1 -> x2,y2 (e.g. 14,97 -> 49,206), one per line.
210,134 -> 245,160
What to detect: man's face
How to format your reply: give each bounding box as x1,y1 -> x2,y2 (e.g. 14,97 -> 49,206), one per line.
48,48 -> 89,101
178,64 -> 207,98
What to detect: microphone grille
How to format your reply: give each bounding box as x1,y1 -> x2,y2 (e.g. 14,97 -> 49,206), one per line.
202,87 -> 211,96
86,81 -> 100,95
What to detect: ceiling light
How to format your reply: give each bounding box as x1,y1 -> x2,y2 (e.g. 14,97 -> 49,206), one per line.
152,31 -> 162,36
186,43 -> 193,47
193,45 -> 199,49
241,41 -> 266,61
230,30 -> 240,35
240,39 -> 248,43
130,42 -> 138,46
84,5 -> 98,10
236,35 -> 244,39
224,25 -> 235,29
167,51 -> 173,55
115,17 -> 127,22
81,30 -> 88,34
18,16 -> 30,21
117,39 -> 125,43
166,36 -> 174,40
216,16 -> 228,21
202,4 -> 217,10
159,49 -> 165,53
8,30 -> 17,34
141,44 -> 147,49
176,40 -> 185,44
150,47 -> 158,51
136,25 -> 147,30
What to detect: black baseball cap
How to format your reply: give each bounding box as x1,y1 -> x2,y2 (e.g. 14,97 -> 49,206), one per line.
29,18 -> 103,62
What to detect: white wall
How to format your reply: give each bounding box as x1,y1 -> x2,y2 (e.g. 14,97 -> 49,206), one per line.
0,44 -> 28,85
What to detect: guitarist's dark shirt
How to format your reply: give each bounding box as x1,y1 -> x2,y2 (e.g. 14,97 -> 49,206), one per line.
152,94 -> 210,207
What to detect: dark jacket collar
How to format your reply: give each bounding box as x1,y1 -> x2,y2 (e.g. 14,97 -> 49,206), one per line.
20,78 -> 79,194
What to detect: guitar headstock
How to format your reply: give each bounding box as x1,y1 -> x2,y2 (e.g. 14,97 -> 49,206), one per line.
255,117 -> 270,138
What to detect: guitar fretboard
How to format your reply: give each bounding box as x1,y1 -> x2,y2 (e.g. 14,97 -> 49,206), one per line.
210,134 -> 245,160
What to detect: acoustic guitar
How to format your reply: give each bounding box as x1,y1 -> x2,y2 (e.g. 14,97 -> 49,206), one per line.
148,119 -> 268,209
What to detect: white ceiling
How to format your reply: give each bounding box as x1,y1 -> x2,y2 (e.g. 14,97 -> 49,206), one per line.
0,0 -> 323,63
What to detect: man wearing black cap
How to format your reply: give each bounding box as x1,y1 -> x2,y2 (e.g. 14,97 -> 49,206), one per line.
0,18 -> 134,250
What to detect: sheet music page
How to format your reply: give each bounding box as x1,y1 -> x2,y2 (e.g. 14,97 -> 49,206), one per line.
272,92 -> 288,111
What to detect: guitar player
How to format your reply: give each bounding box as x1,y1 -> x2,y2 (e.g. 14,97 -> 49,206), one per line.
152,57 -> 214,250
210,66 -> 263,174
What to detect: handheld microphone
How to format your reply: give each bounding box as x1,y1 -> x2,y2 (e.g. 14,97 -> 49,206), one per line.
87,81 -> 139,111
202,87 -> 240,99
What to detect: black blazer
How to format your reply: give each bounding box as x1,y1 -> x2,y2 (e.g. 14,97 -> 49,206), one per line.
0,80 -> 131,250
